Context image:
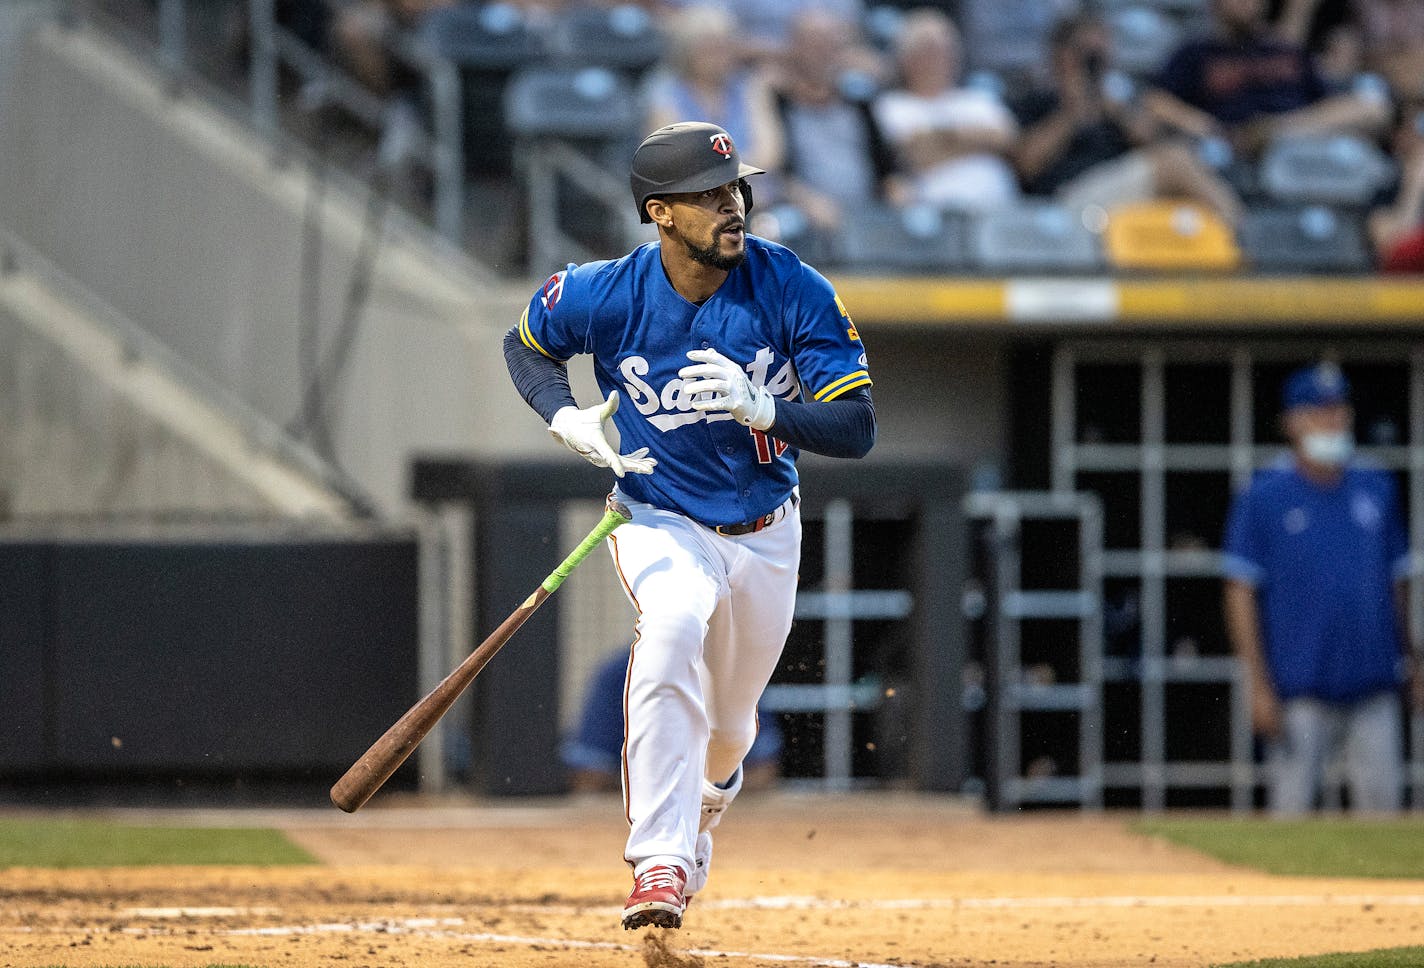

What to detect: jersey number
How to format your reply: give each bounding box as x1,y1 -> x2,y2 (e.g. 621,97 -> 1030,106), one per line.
751,427 -> 788,464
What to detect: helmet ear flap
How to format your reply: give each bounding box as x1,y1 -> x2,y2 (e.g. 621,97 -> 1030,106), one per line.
738,178 -> 754,218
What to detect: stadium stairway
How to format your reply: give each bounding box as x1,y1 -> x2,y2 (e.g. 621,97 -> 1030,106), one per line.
0,227 -> 355,519
0,18 -> 550,517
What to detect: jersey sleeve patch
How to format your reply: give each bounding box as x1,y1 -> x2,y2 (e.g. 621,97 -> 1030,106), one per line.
517,306 -> 559,360
814,370 -> 873,401
834,293 -> 861,342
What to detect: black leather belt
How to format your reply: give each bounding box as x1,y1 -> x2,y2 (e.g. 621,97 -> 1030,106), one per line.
712,495 -> 797,536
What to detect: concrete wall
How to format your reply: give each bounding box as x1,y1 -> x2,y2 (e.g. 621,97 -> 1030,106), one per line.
0,259 -> 350,519
0,23 -> 540,515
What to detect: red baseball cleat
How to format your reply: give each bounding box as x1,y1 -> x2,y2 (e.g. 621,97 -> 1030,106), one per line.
621,864 -> 687,930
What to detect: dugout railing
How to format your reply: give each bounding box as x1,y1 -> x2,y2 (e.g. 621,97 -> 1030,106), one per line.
1048,339 -> 1424,812
965,490 -> 1106,811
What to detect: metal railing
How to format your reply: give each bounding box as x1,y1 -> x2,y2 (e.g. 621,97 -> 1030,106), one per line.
0,223 -> 372,517
142,0 -> 465,243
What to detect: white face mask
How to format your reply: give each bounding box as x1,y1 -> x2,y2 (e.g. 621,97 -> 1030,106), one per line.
1301,430 -> 1354,467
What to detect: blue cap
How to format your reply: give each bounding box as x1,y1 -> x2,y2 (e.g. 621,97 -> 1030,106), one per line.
1282,362 -> 1351,411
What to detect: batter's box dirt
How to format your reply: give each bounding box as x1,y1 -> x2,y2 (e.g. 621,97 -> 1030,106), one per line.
2,796 -> 1423,967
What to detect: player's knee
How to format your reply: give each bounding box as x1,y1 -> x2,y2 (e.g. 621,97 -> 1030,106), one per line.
706,727 -> 755,774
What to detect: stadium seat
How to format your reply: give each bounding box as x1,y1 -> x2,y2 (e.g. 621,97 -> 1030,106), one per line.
969,203 -> 1104,274
750,204 -> 838,266
1259,135 -> 1396,207
834,204 -> 971,272
1106,5 -> 1184,77
1238,206 -> 1373,274
419,4 -> 547,176
547,4 -> 665,75
959,0 -> 1058,83
503,66 -> 641,140
419,3 -> 544,68
862,5 -> 906,54
1102,201 -> 1242,272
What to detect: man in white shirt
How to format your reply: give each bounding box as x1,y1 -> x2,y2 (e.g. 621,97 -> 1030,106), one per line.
873,9 -> 1021,212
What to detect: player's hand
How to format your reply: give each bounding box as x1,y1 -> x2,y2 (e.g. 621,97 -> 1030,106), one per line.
679,348 -> 776,431
548,391 -> 657,478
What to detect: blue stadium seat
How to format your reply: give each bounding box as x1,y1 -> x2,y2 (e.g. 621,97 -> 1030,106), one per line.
1238,205 -> 1373,273
834,204 -> 971,272
419,4 -> 547,176
419,3 -> 545,69
503,66 -> 641,140
547,4 -> 665,75
959,0 -> 1057,82
750,204 -> 838,267
1259,135 -> 1396,207
970,203 -> 1104,274
1107,5 -> 1184,77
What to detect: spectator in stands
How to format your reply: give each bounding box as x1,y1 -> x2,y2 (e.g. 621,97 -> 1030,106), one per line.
1371,106 -> 1424,270
1355,0 -> 1424,101
1278,0 -> 1424,101
331,0 -> 454,174
957,0 -> 1082,89
1144,0 -> 1391,159
712,0 -> 876,72
333,0 -> 452,97
643,5 -> 785,178
1223,363 -> 1422,815
563,649 -> 783,794
1014,14 -> 1243,225
871,9 -> 1020,213
769,9 -> 901,230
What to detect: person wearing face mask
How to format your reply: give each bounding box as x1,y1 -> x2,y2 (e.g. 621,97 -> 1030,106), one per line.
1223,362 -> 1422,814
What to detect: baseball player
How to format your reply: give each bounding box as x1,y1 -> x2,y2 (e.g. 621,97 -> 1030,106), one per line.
504,121 -> 875,930
1224,362 -> 1421,813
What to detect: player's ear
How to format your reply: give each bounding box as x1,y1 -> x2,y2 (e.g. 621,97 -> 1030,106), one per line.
645,197 -> 674,229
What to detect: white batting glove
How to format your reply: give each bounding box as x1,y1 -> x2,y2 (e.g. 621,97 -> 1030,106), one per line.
548,391 -> 657,478
679,348 -> 776,431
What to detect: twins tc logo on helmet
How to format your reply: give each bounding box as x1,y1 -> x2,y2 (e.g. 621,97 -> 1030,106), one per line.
540,271 -> 567,310
709,133 -> 734,158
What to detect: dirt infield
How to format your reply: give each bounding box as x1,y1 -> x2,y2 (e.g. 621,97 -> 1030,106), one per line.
4,793 -> 1424,967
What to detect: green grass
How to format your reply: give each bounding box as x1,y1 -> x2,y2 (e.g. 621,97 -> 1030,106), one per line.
0,818 -> 315,868
1133,817 -> 1424,878
1213,947 -> 1424,967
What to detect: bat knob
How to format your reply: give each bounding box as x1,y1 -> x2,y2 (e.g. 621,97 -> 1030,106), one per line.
606,495 -> 633,522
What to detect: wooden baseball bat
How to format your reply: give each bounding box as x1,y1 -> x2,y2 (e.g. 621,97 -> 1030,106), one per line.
330,499 -> 633,813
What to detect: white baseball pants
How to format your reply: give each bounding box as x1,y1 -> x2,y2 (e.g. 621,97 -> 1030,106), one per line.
606,492 -> 800,877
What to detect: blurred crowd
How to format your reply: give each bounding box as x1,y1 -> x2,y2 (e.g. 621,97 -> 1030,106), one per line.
267,0 -> 1424,272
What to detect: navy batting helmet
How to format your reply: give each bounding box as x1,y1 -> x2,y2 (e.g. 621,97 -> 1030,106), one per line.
629,121 -> 765,224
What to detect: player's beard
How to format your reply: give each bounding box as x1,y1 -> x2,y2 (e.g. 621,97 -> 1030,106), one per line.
684,225 -> 746,272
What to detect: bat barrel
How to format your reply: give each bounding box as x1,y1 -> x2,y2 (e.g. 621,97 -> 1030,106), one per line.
330,718 -> 427,812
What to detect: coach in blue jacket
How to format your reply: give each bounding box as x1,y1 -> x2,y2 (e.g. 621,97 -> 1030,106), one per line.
1224,362 -> 1421,814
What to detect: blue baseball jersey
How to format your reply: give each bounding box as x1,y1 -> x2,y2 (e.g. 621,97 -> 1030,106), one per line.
1223,460 -> 1410,703
517,235 -> 871,527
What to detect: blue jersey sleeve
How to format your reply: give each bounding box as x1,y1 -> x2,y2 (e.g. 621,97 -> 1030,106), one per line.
1223,481 -> 1265,586
786,264 -> 872,403
517,265 -> 593,363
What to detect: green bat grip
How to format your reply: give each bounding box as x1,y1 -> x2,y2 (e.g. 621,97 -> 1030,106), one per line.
540,501 -> 633,593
